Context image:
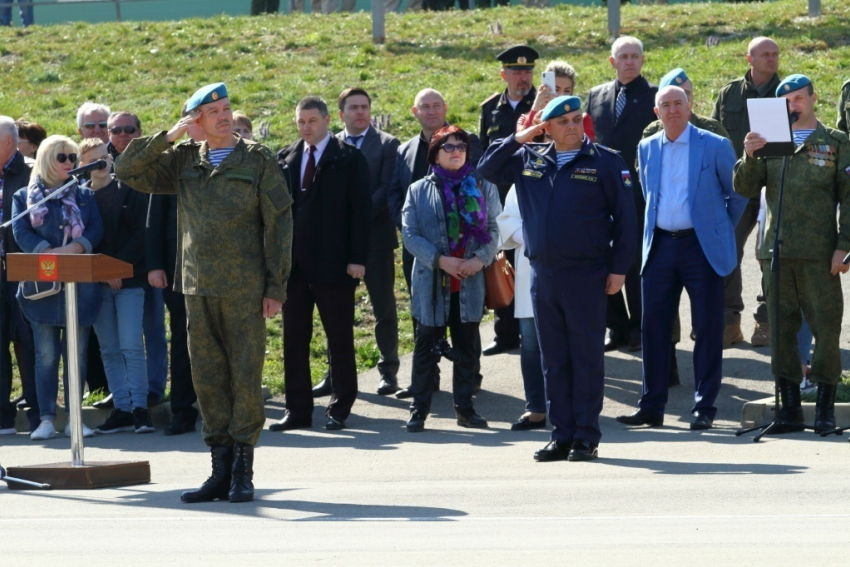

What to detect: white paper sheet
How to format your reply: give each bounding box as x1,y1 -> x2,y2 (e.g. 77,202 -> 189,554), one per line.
746,98 -> 792,142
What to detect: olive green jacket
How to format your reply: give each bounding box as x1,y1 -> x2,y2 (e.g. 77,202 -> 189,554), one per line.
733,121 -> 850,261
712,71 -> 781,158
642,113 -> 729,140
838,79 -> 850,135
114,132 -> 293,302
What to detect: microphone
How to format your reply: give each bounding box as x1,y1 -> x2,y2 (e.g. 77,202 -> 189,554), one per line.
69,159 -> 108,176
789,111 -> 799,125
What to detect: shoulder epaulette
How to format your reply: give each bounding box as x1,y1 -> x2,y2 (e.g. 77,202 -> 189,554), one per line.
595,144 -> 621,155
825,126 -> 849,144
479,92 -> 501,107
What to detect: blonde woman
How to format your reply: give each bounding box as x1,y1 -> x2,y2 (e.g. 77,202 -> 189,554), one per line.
11,135 -> 103,440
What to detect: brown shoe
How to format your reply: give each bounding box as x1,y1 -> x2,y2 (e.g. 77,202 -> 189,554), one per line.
750,322 -> 770,347
723,324 -> 744,349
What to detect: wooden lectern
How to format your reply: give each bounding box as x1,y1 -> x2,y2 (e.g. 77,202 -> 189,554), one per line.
4,253 -> 151,490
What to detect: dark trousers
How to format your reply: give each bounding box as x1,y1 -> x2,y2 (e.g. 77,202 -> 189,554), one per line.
724,198 -> 767,326
163,285 -> 196,413
361,248 -> 399,378
85,331 -> 108,395
533,263 -> 608,445
0,273 -> 37,429
410,293 -> 479,413
284,264 -> 358,421
607,191 -> 644,342
640,232 -> 724,419
519,316 -> 546,414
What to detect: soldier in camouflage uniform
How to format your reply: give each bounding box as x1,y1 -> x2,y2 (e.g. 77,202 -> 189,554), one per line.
734,74 -> 850,434
114,83 -> 293,503
839,79 -> 850,135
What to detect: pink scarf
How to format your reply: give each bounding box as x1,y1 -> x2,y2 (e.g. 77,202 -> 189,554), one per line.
27,176 -> 85,239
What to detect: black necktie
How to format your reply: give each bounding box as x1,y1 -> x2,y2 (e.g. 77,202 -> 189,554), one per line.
302,145 -> 316,192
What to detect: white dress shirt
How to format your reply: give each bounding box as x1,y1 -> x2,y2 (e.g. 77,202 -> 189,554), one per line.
299,133 -> 331,190
655,123 -> 692,231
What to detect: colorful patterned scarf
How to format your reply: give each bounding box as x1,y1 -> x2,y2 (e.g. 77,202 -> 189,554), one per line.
27,175 -> 85,239
432,163 -> 491,254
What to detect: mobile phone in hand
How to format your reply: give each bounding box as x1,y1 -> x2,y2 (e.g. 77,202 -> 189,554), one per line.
541,71 -> 556,93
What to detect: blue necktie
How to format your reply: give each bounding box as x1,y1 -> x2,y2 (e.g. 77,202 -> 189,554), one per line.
347,135 -> 364,147
615,87 -> 627,120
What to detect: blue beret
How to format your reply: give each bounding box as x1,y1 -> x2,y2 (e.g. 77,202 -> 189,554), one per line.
186,82 -> 228,112
776,74 -> 811,97
541,96 -> 582,122
659,68 -> 690,89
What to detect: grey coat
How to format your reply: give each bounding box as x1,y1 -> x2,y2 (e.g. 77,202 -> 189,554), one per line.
401,171 -> 501,327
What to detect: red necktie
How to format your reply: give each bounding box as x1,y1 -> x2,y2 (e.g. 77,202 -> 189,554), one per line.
302,145 -> 317,192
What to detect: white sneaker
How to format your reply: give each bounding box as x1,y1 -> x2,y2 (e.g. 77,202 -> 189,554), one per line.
30,420 -> 57,440
800,377 -> 816,392
0,426 -> 17,435
64,423 -> 95,438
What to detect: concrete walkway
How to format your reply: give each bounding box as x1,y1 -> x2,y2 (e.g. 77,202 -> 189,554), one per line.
2,253 -> 850,564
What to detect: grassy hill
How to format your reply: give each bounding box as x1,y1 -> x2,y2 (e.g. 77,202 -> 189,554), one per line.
2,0 -> 849,395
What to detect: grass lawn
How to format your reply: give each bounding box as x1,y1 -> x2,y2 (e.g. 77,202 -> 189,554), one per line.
1,0 -> 849,397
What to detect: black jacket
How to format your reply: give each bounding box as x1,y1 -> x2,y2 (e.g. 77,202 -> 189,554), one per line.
92,177 -> 148,288
2,151 -> 32,254
277,136 -> 371,285
146,193 -> 178,280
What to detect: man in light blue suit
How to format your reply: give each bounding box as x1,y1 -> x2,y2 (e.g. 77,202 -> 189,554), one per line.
616,86 -> 747,430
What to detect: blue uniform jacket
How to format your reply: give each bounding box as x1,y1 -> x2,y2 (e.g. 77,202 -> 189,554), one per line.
477,134 -> 638,275
11,182 -> 104,327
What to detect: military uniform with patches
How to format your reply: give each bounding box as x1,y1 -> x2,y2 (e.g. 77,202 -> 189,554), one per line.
733,122 -> 850,385
115,131 -> 293,447
838,78 -> 850,135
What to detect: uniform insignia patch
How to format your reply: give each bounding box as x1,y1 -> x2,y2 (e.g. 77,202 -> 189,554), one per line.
571,174 -> 597,183
522,169 -> 544,179
621,170 -> 633,187
574,168 -> 597,175
845,164 -> 850,178
212,91 -> 219,101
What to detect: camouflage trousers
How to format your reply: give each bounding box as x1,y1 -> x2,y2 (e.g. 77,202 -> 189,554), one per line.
763,259 -> 843,385
185,296 -> 267,447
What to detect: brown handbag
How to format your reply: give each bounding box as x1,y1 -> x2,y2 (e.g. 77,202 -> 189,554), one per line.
484,251 -> 515,310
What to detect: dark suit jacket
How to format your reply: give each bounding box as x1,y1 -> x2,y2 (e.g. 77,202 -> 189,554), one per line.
585,75 -> 658,185
336,126 -> 400,251
387,128 -> 483,230
146,193 -> 178,280
277,136 -> 371,285
2,151 -> 32,254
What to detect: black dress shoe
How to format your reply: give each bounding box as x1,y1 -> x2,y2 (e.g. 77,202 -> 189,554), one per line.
147,392 -> 165,407
627,334 -> 642,352
690,413 -> 713,431
568,440 -> 598,461
268,414 -> 312,432
312,376 -> 332,398
533,439 -> 572,462
325,416 -> 346,430
406,410 -> 427,433
511,415 -> 547,431
93,394 -> 115,410
456,408 -> 488,428
395,387 -> 412,399
482,340 -> 519,356
164,408 -> 199,436
615,409 -> 664,427
377,377 -> 400,396
604,333 -> 626,352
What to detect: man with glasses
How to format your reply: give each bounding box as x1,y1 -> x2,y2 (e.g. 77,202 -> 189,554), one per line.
76,102 -> 111,144
106,112 -> 142,157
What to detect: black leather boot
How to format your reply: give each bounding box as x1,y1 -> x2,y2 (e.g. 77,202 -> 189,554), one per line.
181,445 -> 233,503
772,377 -> 805,433
229,443 -> 255,503
814,382 -> 837,434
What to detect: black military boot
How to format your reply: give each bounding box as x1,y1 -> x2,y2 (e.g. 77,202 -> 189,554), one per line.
814,382 -> 838,434
229,443 -> 255,503
181,444 -> 233,503
772,377 -> 805,434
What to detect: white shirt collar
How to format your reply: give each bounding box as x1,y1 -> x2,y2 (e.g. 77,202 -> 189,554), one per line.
343,125 -> 371,140
663,122 -> 692,146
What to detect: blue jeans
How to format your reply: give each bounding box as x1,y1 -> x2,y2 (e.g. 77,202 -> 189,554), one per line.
519,317 -> 546,414
94,286 -> 148,411
31,323 -> 90,421
143,285 -> 168,397
0,1 -> 34,26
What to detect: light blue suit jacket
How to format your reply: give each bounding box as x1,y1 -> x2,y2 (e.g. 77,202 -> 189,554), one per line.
638,123 -> 747,277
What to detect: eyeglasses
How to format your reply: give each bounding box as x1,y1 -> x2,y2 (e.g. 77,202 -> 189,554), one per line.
440,143 -> 467,154
109,125 -> 138,135
56,153 -> 78,164
82,122 -> 108,130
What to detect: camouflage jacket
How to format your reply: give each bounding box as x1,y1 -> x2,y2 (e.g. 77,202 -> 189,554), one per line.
733,121 -> 850,261
712,71 -> 781,158
114,132 -> 293,302
642,113 -> 729,140
838,79 -> 850,135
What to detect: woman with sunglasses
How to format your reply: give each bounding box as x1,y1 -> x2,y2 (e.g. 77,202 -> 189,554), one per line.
11,135 -> 103,440
401,125 -> 501,432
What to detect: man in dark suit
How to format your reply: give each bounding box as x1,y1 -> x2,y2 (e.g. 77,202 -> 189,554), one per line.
586,36 -> 658,353
271,96 -> 371,431
616,86 -> 746,431
386,88 -> 483,399
0,115 -> 37,434
311,88 -> 401,397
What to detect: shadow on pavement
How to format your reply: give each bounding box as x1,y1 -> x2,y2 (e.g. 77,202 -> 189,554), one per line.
598,457 -> 807,475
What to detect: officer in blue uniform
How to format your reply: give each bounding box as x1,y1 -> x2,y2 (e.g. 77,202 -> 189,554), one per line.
478,96 -> 638,462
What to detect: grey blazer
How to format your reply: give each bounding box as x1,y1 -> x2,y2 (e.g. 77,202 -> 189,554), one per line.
337,126 -> 400,251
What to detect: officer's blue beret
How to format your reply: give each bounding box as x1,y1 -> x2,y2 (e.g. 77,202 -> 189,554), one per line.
541,96 -> 582,122
186,82 -> 228,112
659,68 -> 690,89
776,74 -> 812,97
497,45 -> 540,70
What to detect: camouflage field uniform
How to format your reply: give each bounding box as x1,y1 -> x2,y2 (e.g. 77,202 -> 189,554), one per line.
733,121 -> 850,385
115,132 -> 293,446
839,79 -> 850,135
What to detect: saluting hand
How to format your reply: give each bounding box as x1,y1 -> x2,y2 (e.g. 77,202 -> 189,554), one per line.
516,121 -> 547,144
605,273 -> 626,295
166,112 -> 200,144
830,250 -> 850,276
743,132 -> 767,158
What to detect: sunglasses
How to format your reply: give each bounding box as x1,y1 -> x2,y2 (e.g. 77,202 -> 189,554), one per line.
56,153 -> 78,164
440,143 -> 468,154
82,122 -> 108,130
109,125 -> 138,135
